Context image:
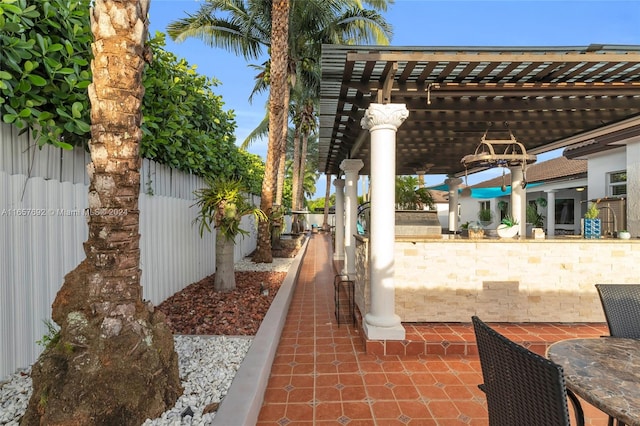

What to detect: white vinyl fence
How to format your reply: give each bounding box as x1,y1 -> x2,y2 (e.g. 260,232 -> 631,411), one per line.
0,123 -> 259,380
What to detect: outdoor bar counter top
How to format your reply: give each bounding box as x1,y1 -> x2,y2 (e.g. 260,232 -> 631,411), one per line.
354,234 -> 640,323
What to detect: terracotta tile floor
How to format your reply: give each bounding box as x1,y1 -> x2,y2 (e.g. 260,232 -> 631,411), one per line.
257,233 -> 610,425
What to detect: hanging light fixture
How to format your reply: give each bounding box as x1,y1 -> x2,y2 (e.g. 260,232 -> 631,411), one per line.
461,124 -> 537,188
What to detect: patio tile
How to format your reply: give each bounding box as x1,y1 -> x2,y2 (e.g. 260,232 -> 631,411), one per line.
258,234 -> 610,425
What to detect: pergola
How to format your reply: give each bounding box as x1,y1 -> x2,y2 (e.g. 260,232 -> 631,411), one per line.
319,44 -> 640,177
317,44 -> 640,341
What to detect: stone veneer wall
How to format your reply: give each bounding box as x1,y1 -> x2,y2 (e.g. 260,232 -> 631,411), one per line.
355,236 -> 640,323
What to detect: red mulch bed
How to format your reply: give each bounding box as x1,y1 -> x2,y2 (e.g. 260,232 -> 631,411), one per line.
157,242 -> 300,336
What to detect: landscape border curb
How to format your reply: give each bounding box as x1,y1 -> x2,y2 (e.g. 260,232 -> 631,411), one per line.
211,234 -> 310,426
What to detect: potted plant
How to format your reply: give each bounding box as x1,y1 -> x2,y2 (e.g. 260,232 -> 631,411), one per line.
477,208 -> 494,227
618,230 -> 631,240
526,204 -> 545,237
468,221 -> 485,239
526,205 -> 545,228
497,215 -> 519,238
583,202 -> 601,239
460,221 -> 470,237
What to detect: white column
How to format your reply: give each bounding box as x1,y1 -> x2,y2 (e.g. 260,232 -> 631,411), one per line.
361,103 -> 408,340
627,139 -> 640,237
445,177 -> 462,233
340,159 -> 364,277
333,178 -> 345,261
509,166 -> 526,237
546,190 -> 557,237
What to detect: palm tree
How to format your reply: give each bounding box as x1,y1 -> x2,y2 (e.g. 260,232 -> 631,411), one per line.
255,0 -> 290,261
22,0 -> 182,424
168,0 -> 393,261
295,100 -> 316,208
193,177 -> 267,291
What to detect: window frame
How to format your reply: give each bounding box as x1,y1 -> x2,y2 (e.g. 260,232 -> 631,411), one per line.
607,170 -> 627,197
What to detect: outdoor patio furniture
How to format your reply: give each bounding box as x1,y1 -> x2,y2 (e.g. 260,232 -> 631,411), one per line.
549,337 -> 640,426
596,284 -> 640,339
595,283 -> 640,426
472,316 -> 584,426
333,273 -> 354,327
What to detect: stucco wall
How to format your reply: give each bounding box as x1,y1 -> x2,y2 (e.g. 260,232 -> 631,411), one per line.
587,147 -> 626,199
355,236 -> 640,323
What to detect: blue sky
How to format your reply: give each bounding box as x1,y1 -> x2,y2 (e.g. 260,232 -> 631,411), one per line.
148,0 -> 640,197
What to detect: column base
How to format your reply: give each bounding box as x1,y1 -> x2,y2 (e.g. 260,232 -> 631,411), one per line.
363,319 -> 406,340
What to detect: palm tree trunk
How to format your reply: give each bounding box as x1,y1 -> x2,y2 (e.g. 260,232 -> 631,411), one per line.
296,129 -> 309,208
322,173 -> 331,231
254,0 -> 289,263
22,1 -> 181,424
291,127 -> 301,210
275,149 -> 286,205
275,70 -> 291,206
214,233 -> 236,291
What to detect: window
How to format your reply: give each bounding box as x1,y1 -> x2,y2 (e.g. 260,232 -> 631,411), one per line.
608,171 -> 627,197
555,199 -> 574,225
479,200 -> 490,211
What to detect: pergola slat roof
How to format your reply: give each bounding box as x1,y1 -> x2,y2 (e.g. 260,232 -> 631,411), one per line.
319,44 -> 640,176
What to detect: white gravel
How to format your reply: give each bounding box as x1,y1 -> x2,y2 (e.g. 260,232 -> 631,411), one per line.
0,256 -> 295,426
234,256 -> 295,272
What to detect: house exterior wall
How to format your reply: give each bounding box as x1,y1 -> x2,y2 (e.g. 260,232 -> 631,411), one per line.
628,140 -> 640,234
458,188 -> 588,236
587,147 -> 626,200
355,237 -> 640,324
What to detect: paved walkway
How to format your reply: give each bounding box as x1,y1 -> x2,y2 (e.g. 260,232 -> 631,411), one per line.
257,233 -> 609,425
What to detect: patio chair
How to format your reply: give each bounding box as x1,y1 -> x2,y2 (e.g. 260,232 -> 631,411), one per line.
472,316 -> 584,426
595,284 -> 640,339
595,284 -> 640,426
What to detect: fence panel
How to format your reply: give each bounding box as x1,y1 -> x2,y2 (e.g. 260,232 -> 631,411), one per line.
0,123 -> 259,379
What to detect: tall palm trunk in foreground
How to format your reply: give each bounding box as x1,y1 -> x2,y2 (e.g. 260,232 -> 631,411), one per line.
22,0 -> 181,424
254,0 -> 290,262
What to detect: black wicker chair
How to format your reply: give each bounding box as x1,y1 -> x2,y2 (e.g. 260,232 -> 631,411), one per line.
472,316 -> 584,426
595,284 -> 640,426
596,284 -> 640,339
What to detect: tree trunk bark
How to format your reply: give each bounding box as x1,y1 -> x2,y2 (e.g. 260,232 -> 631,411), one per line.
275,150 -> 285,205
254,0 -> 289,263
322,173 -> 331,231
22,1 -> 181,424
291,127 -> 301,211
214,233 -> 236,291
275,66 -> 292,207
296,130 -> 309,208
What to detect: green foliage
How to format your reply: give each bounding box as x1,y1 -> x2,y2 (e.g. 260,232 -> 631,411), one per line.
234,149 -> 266,196
584,202 -> 600,219
0,0 -> 93,149
0,5 -> 264,191
477,208 -> 494,224
526,204 -> 544,227
141,34 -> 250,184
500,215 -> 519,227
36,319 -> 60,349
307,193 -> 334,212
193,177 -> 267,241
395,176 -> 435,210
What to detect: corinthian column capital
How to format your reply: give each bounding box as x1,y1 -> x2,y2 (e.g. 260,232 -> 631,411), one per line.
361,103 -> 409,131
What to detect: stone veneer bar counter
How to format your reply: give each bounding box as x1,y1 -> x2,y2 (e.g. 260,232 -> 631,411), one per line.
355,235 -> 640,323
